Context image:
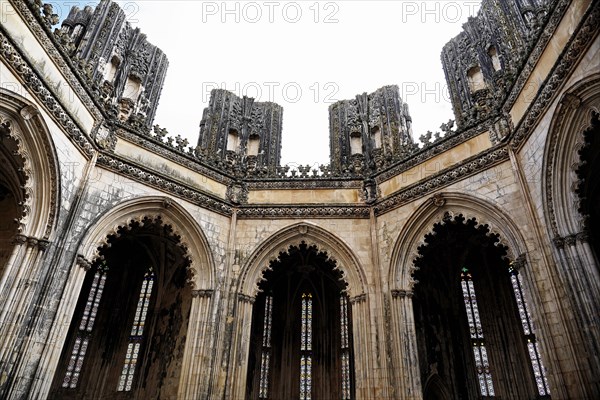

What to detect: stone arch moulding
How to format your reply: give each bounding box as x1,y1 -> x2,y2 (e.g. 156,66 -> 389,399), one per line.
543,73 -> 600,239
77,196 -> 215,290
389,192 -> 529,291
238,221 -> 368,299
0,88 -> 60,240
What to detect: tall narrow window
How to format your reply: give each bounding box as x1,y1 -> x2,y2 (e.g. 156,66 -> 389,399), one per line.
467,66 -> 486,93
340,295 -> 351,399
461,267 -> 495,397
62,262 -> 109,388
258,295 -> 273,398
117,267 -> 155,392
300,292 -> 312,400
509,264 -> 551,396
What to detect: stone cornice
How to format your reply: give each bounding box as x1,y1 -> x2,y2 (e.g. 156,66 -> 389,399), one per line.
116,128 -> 234,186
509,0 -> 599,150
374,123 -> 490,183
96,153 -> 234,216
237,204 -> 371,219
0,26 -> 94,156
374,146 -> 510,216
12,1 -> 104,119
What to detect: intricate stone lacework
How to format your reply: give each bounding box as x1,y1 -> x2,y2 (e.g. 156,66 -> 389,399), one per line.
461,268 -> 495,397
509,265 -> 550,396
117,267 -> 155,392
62,262 -> 108,388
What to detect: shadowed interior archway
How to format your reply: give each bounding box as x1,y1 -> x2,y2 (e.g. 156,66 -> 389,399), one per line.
575,112 -> 600,269
413,213 -> 550,399
49,217 -> 193,399
245,242 -> 355,400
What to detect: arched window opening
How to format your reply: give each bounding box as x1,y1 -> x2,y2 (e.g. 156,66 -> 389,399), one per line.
300,292 -> 313,400
246,243 -> 355,399
371,126 -> 382,149
508,264 -> 551,396
103,56 -> 120,83
227,129 -> 240,152
61,261 -> 108,389
123,75 -> 142,102
0,126 -> 26,273
350,132 -> 362,155
248,134 -> 260,157
413,215 -> 550,399
467,66 -> 486,93
575,114 -> 600,261
488,46 -> 501,71
117,267 -> 155,392
50,218 -> 193,399
460,267 -> 495,396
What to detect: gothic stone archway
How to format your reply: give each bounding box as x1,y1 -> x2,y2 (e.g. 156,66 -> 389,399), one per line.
413,213 -> 550,399
50,217 -> 193,399
245,242 -> 355,400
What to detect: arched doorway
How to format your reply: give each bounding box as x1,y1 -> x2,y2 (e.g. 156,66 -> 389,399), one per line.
412,213 -> 550,399
49,217 -> 193,399
245,242 -> 355,399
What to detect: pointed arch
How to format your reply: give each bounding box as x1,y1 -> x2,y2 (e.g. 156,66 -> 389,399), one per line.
238,222 -> 367,299
543,73 -> 600,239
389,192 -> 528,291
77,196 -> 215,289
0,88 -> 59,240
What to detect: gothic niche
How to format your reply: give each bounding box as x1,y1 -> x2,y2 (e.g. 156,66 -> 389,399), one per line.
0,123 -> 26,272
413,214 -> 550,400
50,217 -> 193,399
575,113 -> 600,262
246,243 -> 355,399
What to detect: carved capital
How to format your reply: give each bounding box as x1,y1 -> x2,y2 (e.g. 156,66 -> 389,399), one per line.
76,254 -> 92,271
391,289 -> 413,298
510,253 -> 527,271
564,234 -> 577,247
191,289 -> 214,298
27,237 -> 39,247
237,293 -> 255,304
575,230 -> 589,243
350,293 -> 367,304
14,234 -> 28,245
553,235 -> 565,249
37,239 -> 50,251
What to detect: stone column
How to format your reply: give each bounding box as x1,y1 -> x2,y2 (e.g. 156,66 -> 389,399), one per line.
228,293 -> 255,400
0,235 -> 49,385
553,232 -> 600,393
390,289 -> 422,400
350,293 -> 373,398
179,289 -> 213,399
25,254 -> 90,399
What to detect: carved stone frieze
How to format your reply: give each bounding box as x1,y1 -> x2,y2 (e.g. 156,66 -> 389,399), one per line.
96,153 -> 233,216
375,123 -> 488,183
237,205 -> 371,219
0,29 -> 94,156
